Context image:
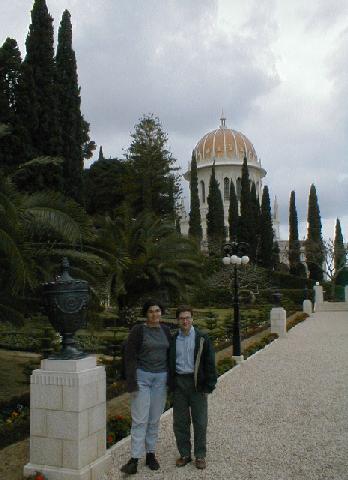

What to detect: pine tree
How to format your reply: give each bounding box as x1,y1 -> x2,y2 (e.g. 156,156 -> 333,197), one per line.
334,218 -> 346,284
288,190 -> 305,276
188,151 -> 202,242
228,180 -> 238,241
24,0 -> 61,157
206,162 -> 225,254
127,114 -> 179,219
239,156 -> 255,260
259,186 -> 274,269
305,184 -> 324,281
56,9 -> 89,200
0,38 -> 23,170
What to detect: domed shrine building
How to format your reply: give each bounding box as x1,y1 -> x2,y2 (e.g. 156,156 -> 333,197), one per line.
180,116 -> 279,241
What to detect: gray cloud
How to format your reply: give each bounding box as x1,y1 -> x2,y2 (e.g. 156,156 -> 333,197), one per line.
1,0 -> 347,239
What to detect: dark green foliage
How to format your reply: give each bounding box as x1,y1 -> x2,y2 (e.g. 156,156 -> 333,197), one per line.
206,162 -> 225,253
56,9 -> 86,201
288,191 -> 305,276
15,62 -> 38,162
127,114 -> 179,220
305,184 -> 324,281
0,38 -> 24,170
12,156 -> 64,193
24,0 -> 61,158
259,186 -> 274,269
83,158 -> 130,216
334,219 -> 347,285
272,240 -> 280,271
188,151 -> 202,241
228,180 -> 238,241
239,156 -> 256,260
98,146 -> 104,161
250,182 -> 261,237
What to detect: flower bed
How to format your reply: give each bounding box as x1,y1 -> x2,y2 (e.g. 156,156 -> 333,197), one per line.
106,414 -> 132,448
0,393 -> 30,449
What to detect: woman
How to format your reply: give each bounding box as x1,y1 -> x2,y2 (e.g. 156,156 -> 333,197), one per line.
121,300 -> 171,475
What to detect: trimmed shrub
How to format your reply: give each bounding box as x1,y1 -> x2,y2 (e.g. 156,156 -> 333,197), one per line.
216,356 -> 236,376
286,312 -> 308,331
243,332 -> 279,358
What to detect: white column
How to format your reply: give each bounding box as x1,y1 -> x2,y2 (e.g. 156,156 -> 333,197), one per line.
24,356 -> 111,480
313,283 -> 324,311
345,286 -> 348,302
303,299 -> 312,315
270,307 -> 287,338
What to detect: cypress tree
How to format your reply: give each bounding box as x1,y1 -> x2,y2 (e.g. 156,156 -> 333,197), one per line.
206,162 -> 225,254
188,151 -> 202,241
259,186 -> 274,269
24,0 -> 61,157
98,146 -> 104,161
228,180 -> 238,241
56,9 -> 88,200
0,38 -> 23,170
288,190 -> 305,276
305,184 -> 324,281
239,156 -> 255,260
334,218 -> 346,283
250,181 -> 260,260
272,240 -> 281,271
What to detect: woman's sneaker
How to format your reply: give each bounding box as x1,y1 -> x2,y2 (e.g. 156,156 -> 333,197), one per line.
120,458 -> 138,474
146,452 -> 160,470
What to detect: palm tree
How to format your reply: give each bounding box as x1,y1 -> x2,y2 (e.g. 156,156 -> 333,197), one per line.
111,208 -> 203,307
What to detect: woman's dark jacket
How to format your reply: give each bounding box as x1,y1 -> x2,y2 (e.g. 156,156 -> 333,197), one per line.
168,327 -> 217,393
124,323 -> 171,393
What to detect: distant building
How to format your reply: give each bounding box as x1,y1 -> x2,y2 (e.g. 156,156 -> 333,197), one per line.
180,115 -> 281,242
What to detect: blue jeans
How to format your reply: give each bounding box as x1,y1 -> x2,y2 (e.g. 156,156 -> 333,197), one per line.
131,368 -> 167,458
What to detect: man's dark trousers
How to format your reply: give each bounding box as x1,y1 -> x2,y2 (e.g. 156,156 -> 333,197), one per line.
173,374 -> 208,459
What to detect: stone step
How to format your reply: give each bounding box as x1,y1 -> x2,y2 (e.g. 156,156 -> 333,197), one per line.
315,302 -> 348,312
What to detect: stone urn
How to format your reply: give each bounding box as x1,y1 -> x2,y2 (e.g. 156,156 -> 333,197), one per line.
42,257 -> 90,359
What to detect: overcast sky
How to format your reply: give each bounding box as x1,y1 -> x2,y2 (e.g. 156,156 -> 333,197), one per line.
1,0 -> 348,240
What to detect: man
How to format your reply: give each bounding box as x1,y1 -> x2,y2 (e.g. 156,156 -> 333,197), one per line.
169,305 -> 217,470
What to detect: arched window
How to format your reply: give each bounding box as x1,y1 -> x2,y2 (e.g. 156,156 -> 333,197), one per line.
200,180 -> 206,203
236,177 -> 241,200
224,177 -> 230,201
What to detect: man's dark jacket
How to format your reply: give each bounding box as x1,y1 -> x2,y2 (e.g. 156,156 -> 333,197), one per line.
168,327 -> 217,393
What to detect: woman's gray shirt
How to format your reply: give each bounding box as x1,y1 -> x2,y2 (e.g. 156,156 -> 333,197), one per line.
137,325 -> 169,373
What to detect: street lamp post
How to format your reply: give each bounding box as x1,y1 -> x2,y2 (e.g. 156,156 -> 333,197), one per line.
222,242 -> 249,362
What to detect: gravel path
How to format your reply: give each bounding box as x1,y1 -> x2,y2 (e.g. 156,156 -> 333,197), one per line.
104,312 -> 348,480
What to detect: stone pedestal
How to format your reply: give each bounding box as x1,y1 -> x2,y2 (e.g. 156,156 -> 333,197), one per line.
270,307 -> 286,338
232,355 -> 244,364
24,357 -> 111,480
313,284 -> 323,311
303,299 -> 312,315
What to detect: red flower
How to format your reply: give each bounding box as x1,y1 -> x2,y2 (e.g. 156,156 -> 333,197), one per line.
35,474 -> 45,480
115,415 -> 124,421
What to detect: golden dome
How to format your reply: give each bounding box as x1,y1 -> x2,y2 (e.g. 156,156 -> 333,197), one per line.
195,116 -> 258,165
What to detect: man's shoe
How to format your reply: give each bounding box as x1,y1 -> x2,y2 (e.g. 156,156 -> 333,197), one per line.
176,456 -> 192,467
195,458 -> 206,469
146,452 -> 160,470
120,457 -> 138,474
